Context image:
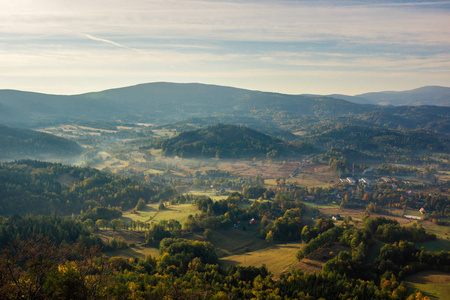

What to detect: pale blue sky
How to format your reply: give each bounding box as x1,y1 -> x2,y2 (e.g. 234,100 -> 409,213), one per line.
1,0 -> 449,95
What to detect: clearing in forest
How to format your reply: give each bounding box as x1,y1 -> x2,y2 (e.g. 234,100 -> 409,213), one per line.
97,230 -> 159,259
405,271 -> 450,300
221,242 -> 302,279
122,203 -> 200,225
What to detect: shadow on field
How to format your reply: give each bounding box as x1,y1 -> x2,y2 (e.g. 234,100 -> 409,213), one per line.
416,238 -> 450,252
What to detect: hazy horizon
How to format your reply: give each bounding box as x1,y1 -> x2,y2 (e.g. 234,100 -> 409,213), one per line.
1,0 -> 449,95
1,81 -> 449,97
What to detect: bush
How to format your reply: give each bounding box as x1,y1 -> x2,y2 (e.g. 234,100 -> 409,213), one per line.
136,199 -> 146,211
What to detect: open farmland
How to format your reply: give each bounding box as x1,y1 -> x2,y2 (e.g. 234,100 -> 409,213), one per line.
416,238 -> 450,252
221,241 -> 350,279
151,203 -> 200,224
122,203 -> 201,225
186,190 -> 229,201
208,228 -> 268,258
405,271 -> 450,300
36,122 -> 338,189
215,159 -> 337,188
221,242 -> 302,278
97,230 -> 159,259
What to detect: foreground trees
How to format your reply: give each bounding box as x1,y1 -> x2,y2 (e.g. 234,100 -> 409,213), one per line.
0,223 -> 446,299
0,238 -> 111,299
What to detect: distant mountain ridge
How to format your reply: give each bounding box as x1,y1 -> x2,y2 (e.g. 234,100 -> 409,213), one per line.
324,86 -> 450,106
0,82 -> 375,126
0,124 -> 82,161
0,83 -> 448,130
356,86 -> 450,106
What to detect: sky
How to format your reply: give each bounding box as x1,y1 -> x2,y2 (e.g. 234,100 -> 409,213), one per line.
1,0 -> 449,95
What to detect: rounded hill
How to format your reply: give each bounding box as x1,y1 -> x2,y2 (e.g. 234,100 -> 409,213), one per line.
160,124 -> 312,159
0,124 -> 82,161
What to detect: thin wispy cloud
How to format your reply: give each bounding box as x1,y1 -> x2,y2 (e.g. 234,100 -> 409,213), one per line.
374,0 -> 450,6
81,33 -> 129,49
0,0 -> 449,95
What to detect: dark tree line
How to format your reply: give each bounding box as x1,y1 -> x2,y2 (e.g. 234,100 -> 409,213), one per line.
0,214 -> 100,249
0,160 -> 156,216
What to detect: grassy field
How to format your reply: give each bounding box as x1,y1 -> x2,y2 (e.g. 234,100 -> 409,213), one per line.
405,271 -> 450,300
209,227 -> 306,278
144,168 -> 165,175
405,209 -> 422,217
99,226 -> 307,279
416,238 -> 450,252
105,246 -> 160,259
420,222 -> 450,240
186,190 -> 229,201
97,230 -> 160,259
209,228 -> 268,258
99,227 -> 271,264
122,205 -> 158,223
122,203 -> 201,225
151,204 -> 199,224
221,239 -> 350,279
221,242 -> 303,278
152,129 -> 177,138
437,170 -> 450,183
303,202 -> 340,210
288,164 -> 338,188
101,206 -> 450,281
316,207 -> 368,225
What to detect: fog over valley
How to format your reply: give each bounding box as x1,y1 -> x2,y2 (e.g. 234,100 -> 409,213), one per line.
1,0 -> 449,298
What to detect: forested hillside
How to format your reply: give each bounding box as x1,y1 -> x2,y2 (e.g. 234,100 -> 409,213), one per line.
0,124 -> 82,160
0,215 -> 99,248
356,106 -> 450,134
0,82 -> 375,126
160,124 -> 314,158
0,194 -> 447,299
305,124 -> 447,154
0,160 -> 155,216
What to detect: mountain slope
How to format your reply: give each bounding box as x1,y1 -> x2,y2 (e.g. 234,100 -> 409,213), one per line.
0,82 -> 376,126
305,123 -> 448,156
0,124 -> 83,161
1,83 -> 447,132
0,160 -> 155,216
358,105 -> 450,133
160,124 -> 310,158
325,94 -> 373,105
357,86 -> 450,106
80,82 -> 375,117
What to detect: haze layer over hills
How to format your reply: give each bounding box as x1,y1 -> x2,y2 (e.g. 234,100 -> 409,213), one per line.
0,124 -> 82,161
0,83 -> 448,128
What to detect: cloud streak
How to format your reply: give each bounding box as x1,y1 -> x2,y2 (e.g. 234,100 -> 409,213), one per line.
0,0 -> 449,94
1,0 -> 449,45
81,33 -> 129,49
